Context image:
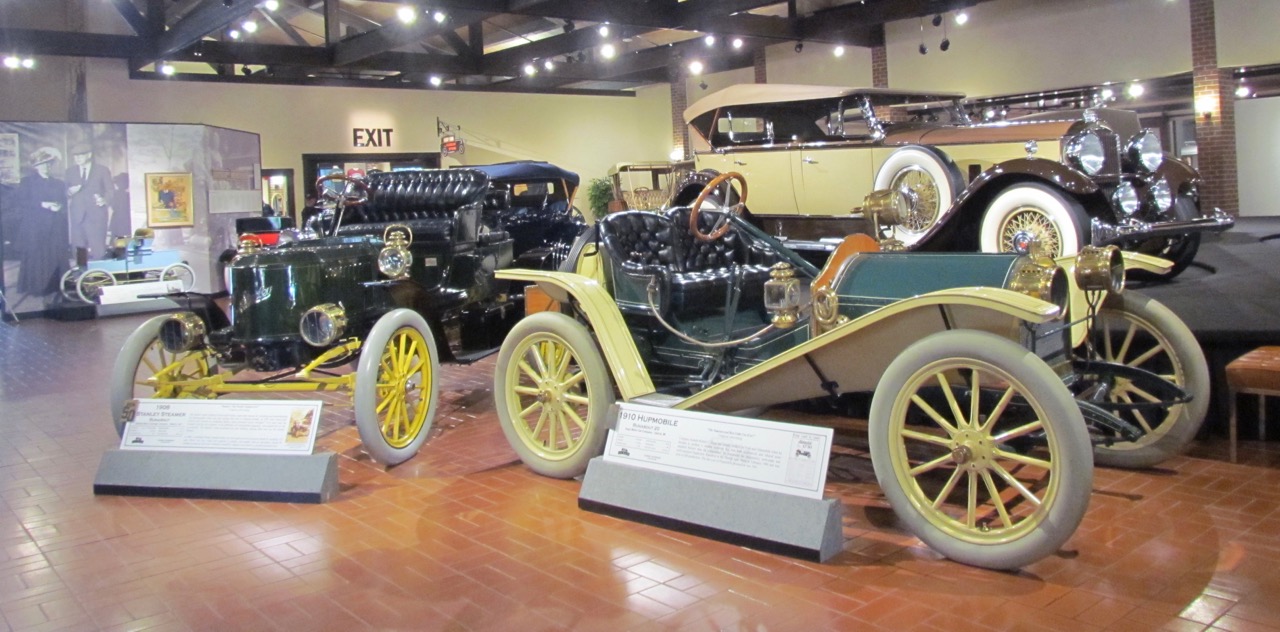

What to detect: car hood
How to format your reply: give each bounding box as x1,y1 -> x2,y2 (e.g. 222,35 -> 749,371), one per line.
883,119 -> 1078,145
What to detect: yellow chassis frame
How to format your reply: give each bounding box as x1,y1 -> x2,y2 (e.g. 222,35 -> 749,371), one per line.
148,340 -> 364,396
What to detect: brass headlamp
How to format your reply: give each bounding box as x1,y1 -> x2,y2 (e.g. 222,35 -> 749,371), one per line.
378,224 -> 414,279
1074,245 -> 1124,294
159,312 -> 207,353
863,189 -> 909,251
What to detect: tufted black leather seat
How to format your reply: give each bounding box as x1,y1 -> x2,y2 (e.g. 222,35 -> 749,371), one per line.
666,207 -> 777,313
334,169 -> 495,244
597,208 -> 776,316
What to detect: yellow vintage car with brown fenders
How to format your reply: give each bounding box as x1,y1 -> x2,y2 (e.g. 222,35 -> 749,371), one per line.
672,84 -> 1233,280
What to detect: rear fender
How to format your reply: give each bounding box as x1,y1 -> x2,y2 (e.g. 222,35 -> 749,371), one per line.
496,269 -> 655,399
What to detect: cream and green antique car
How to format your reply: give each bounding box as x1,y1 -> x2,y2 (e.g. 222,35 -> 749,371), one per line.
110,165 -> 585,466
671,84 -> 1233,279
492,174 -> 1205,569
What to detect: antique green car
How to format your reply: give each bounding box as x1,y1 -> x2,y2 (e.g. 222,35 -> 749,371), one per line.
110,165 -> 584,466
492,173 -> 1204,569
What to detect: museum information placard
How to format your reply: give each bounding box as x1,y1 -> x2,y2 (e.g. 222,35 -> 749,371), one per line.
119,399 -> 322,455
603,403 -> 832,499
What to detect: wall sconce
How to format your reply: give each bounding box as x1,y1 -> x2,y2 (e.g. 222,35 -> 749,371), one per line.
1195,94 -> 1217,120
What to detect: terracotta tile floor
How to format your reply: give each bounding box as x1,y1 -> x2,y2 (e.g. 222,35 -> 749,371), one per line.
2,313 -> 1279,631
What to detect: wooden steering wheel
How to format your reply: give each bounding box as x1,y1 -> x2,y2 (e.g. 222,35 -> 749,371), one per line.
315,173 -> 370,207
689,172 -> 749,242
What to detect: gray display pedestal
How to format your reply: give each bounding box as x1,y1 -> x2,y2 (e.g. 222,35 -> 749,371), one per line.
578,456 -> 844,562
94,450 -> 339,504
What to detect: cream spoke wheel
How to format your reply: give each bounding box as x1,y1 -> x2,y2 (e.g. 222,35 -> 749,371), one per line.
110,315 -> 215,437
354,309 -> 440,466
1088,291 -> 1210,469
869,330 -> 1091,570
495,312 -> 615,479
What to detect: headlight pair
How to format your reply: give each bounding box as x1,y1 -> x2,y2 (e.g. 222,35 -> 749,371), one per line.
1111,178 -> 1173,218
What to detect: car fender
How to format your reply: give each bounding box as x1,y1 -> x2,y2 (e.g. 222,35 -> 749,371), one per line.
1054,251 -> 1173,348
1154,157 -> 1200,199
957,158 -> 1101,207
496,268 -> 656,399
676,287 -> 1062,413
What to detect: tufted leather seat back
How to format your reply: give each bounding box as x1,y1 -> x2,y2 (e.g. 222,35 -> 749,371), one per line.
334,169 -> 489,243
665,207 -> 745,272
348,169 -> 489,223
598,211 -> 676,269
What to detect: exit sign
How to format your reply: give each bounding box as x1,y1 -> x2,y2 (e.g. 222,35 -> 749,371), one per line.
353,128 -> 394,148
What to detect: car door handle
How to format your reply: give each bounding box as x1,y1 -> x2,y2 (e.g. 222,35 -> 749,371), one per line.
733,160 -> 747,166
803,157 -> 818,164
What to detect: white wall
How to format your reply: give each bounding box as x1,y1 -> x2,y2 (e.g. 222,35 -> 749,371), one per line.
84,59 -> 674,203
1234,96 -> 1280,217
885,0 -> 1191,97
1216,0 -> 1280,68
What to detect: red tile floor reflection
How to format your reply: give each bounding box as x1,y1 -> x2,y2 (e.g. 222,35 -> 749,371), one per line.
2,313 -> 1279,631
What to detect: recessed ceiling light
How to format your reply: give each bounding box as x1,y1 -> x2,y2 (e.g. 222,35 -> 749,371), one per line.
262,0 -> 278,11
3,56 -> 19,69
523,63 -> 537,76
242,20 -> 257,33
228,29 -> 241,39
543,58 -> 554,70
397,5 -> 417,24
704,35 -> 715,47
1236,84 -> 1251,98
688,60 -> 704,75
432,11 -> 446,24
429,75 -> 442,87
1127,82 -> 1144,98
601,43 -> 616,59
598,24 -> 609,37
731,38 -> 743,49
833,45 -> 845,57
160,63 -> 175,75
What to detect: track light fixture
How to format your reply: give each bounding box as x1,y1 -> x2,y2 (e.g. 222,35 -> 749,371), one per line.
932,14 -> 942,27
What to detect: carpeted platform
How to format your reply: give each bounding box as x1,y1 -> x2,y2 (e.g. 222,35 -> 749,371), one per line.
1138,216 -> 1280,439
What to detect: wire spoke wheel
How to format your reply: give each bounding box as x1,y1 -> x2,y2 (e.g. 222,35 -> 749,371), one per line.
870,330 -> 1091,569
999,207 -> 1062,255
891,166 -> 940,234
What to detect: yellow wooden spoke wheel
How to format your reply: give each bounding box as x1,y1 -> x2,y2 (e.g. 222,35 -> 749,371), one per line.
109,314 -> 214,437
1089,291 -> 1209,468
495,312 -> 614,479
869,330 -> 1092,570
354,309 -> 439,466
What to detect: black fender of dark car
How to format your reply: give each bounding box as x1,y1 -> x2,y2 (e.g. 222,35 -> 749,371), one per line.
919,157 -> 1106,251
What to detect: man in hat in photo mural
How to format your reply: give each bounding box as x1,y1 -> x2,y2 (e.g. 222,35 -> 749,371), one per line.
15,147 -> 69,298
65,141 -> 113,260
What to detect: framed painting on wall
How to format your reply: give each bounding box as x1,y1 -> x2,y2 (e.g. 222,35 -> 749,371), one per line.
145,172 -> 194,227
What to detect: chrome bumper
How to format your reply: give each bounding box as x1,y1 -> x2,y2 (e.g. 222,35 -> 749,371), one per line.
1090,208 -> 1234,245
